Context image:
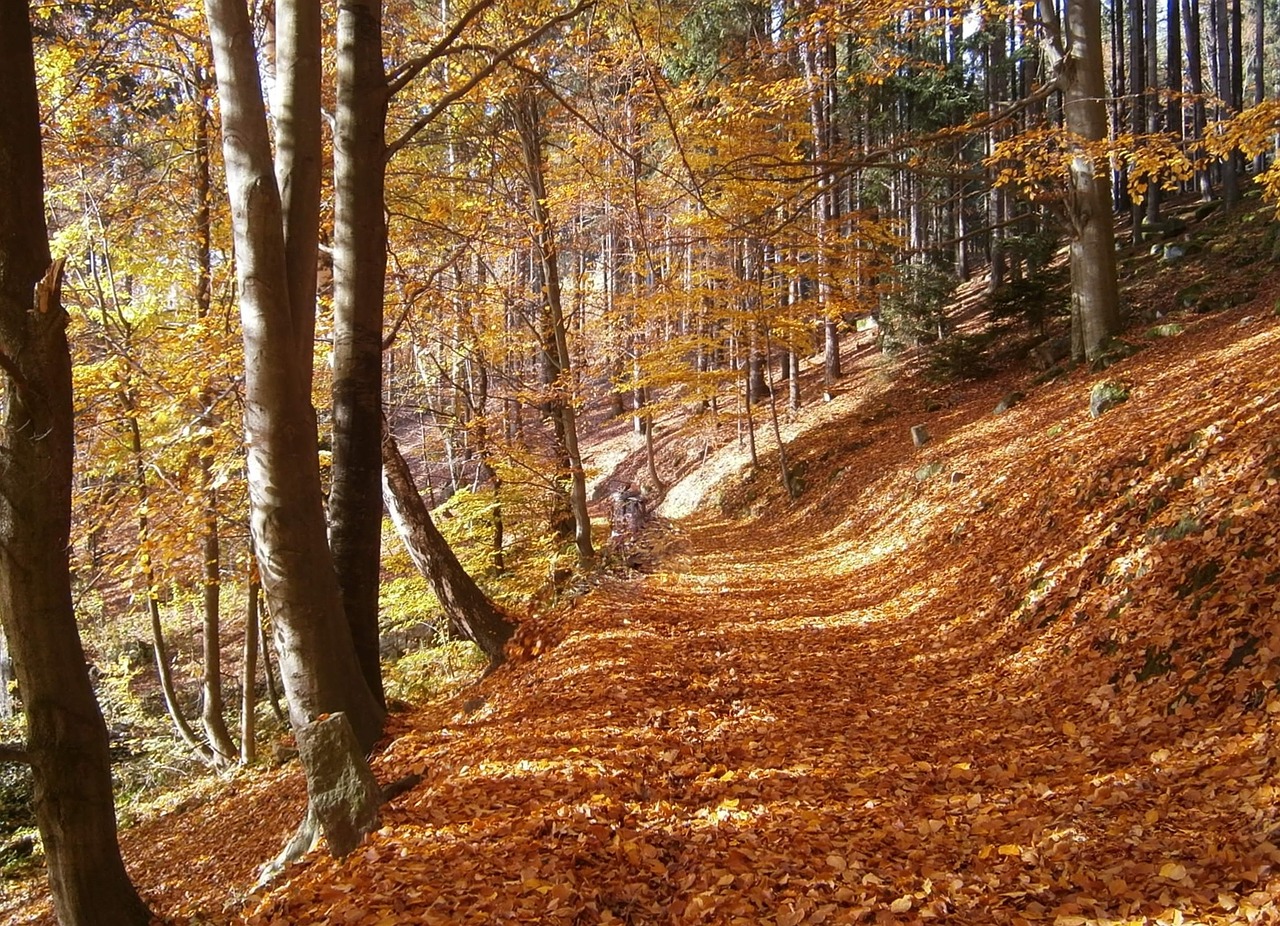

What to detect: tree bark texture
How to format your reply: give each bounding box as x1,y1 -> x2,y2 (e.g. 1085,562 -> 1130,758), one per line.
205,0 -> 385,750
382,419 -> 517,666
330,0 -> 389,706
273,0 -> 322,385
1043,0 -> 1121,360
0,6 -> 152,923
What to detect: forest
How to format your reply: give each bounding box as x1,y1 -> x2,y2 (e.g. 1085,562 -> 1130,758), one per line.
2,0 -> 1280,922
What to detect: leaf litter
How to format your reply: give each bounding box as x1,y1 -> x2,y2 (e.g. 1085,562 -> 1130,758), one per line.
4,303 -> 1280,926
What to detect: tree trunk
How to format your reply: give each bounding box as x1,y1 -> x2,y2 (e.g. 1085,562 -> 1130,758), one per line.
381,419 -> 516,667
273,0 -> 322,386
190,59 -> 239,765
241,576 -> 260,765
1129,0 -> 1148,241
330,0 -> 389,706
0,7 -> 151,922
1184,0 -> 1213,197
205,0 -> 385,751
1213,0 -> 1240,203
126,410 -> 220,763
1043,0 -> 1121,360
511,83 -> 593,565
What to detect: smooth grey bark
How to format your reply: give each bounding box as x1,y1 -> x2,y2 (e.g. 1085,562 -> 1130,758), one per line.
0,6 -> 151,922
205,0 -> 385,750
382,419 -> 516,667
330,0 -> 389,706
273,0 -> 322,386
1042,0 -> 1122,361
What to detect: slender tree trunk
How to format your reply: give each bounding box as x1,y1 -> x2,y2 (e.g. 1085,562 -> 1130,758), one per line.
1146,0 -> 1162,223
1214,0 -> 1241,203
205,0 -> 385,750
330,0 -> 388,706
0,8 -> 151,921
512,84 -> 593,565
192,68 -> 238,764
125,410 -> 220,763
1168,0 -> 1183,150
1185,0 -> 1213,196
241,576 -> 260,764
1130,0 -> 1148,240
381,419 -> 516,666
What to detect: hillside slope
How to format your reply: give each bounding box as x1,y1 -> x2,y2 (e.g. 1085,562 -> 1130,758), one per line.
5,285 -> 1280,925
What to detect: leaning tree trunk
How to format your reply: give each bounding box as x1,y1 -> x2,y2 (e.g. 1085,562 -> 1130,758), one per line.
1043,0 -> 1121,361
0,6 -> 152,923
382,419 -> 517,667
205,0 -> 385,750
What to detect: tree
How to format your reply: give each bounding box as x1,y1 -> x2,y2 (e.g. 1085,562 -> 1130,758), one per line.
511,79 -> 595,565
331,0 -> 389,706
382,417 -> 517,666
1041,0 -> 1122,360
204,0 -> 385,749
0,4 -> 152,923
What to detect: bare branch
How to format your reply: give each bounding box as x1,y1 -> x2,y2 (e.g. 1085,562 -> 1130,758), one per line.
385,0 -> 496,96
384,0 -> 595,162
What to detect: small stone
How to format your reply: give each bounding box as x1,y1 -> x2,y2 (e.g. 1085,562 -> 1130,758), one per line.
911,424 -> 930,447
993,391 -> 1025,414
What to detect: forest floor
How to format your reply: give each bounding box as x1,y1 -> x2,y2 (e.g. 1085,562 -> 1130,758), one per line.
6,207 -> 1280,924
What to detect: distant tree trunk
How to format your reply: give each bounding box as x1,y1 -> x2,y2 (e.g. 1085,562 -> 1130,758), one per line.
241,575 -> 260,765
1145,0 -> 1162,224
1168,0 -> 1182,149
0,7 -> 151,922
986,14 -> 1008,291
191,71 -> 238,763
1184,0 -> 1213,197
381,419 -> 516,667
1129,0 -> 1148,241
1042,0 -> 1122,360
511,83 -> 593,565
126,410 -> 220,764
206,0 -> 385,750
1253,0 -> 1265,171
1213,0 -> 1241,203
330,0 -> 388,706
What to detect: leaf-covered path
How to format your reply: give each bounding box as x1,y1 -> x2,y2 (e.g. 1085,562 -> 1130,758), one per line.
4,305 -> 1280,926
244,306 -> 1280,925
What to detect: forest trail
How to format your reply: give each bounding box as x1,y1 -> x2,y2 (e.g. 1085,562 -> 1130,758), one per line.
5,303 -> 1280,925
238,300 -> 1280,925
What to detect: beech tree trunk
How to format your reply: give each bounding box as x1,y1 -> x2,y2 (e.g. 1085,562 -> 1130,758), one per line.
330,0 -> 389,706
1042,0 -> 1121,361
382,419 -> 517,666
0,7 -> 151,922
273,0 -> 322,386
205,0 -> 385,750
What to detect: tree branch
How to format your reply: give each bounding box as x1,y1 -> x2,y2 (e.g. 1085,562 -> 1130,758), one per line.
384,0 -> 595,162
385,0 -> 497,96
